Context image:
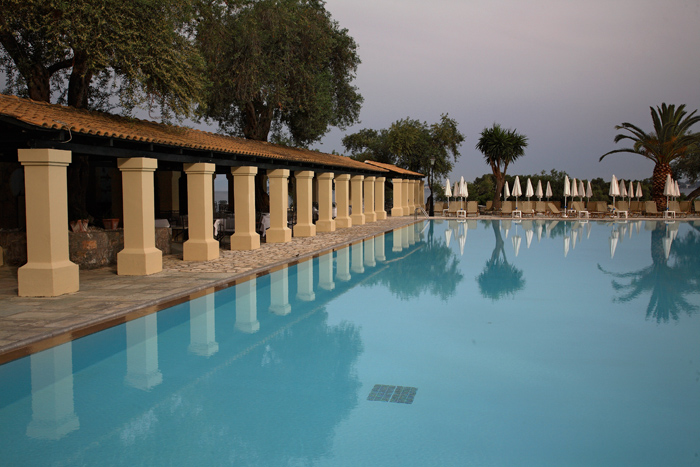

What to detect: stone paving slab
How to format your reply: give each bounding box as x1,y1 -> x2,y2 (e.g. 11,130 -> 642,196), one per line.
0,217 -> 419,362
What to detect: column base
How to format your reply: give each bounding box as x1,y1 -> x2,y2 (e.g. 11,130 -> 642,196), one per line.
336,217 -> 352,228
230,232 -> 260,251
316,219 -> 336,232
269,303 -> 292,316
266,228 -> 292,243
336,272 -> 351,282
351,214 -> 366,225
319,280 -> 336,291
296,291 -> 316,301
376,211 -> 387,220
117,248 -> 163,276
183,239 -> 219,261
124,370 -> 163,391
391,208 -> 404,217
18,260 -> 79,297
235,320 -> 260,333
294,224 -> 316,237
27,412 -> 80,440
188,342 -> 219,357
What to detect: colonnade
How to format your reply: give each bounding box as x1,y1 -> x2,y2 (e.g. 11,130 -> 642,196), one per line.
14,148 -> 424,297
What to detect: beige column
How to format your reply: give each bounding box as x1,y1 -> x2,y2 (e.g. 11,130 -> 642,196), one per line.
375,177 -> 387,220
335,174 -> 352,228
267,169 -> 292,243
117,157 -> 162,276
405,179 -> 414,213
188,290 -> 218,357
318,252 -> 335,291
294,171 -> 315,237
17,149 -> 79,297
418,180 -> 425,209
235,278 -> 259,333
269,266 -> 291,315
230,166 -> 260,250
350,175 -> 365,225
391,179 -> 404,217
296,259 -> 315,301
125,314 -> 162,390
183,163 -> 218,261
364,176 -> 376,222
317,172 -> 336,232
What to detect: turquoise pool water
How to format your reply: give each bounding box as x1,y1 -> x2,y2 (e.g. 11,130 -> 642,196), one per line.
1,219 -> 699,466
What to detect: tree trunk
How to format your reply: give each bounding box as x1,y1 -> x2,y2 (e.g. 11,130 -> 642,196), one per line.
243,99 -> 274,141
67,51 -> 92,109
492,173 -> 504,211
652,162 -> 671,211
686,185 -> 700,201
26,65 -> 51,102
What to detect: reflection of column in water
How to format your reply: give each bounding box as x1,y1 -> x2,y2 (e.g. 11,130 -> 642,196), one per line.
375,233 -> 386,262
235,278 -> 260,333
393,228 -> 403,252
351,241 -> 365,274
27,342 -> 80,440
408,224 -> 416,245
364,238 -> 376,267
402,227 -> 410,249
188,290 -> 219,357
269,266 -> 292,315
318,252 -> 336,291
296,259 -> 316,301
125,314 -> 163,390
336,246 -> 351,281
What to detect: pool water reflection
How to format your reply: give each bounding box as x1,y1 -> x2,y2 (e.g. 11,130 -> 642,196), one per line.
0,220 -> 699,466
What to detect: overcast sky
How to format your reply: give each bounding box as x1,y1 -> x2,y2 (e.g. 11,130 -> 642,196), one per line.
310,0 -> 700,183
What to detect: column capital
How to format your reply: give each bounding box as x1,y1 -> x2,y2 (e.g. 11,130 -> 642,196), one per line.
376,176 -> 386,182
18,148 -> 71,166
118,157 -> 158,172
268,168 -> 289,178
184,162 -> 216,175
365,176 -> 376,182
318,172 -> 334,180
295,170 -> 314,180
232,166 -> 258,176
336,173 -> 351,181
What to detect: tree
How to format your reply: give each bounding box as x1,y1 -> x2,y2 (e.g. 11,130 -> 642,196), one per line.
672,143 -> 700,200
600,103 -> 700,209
0,0 -> 205,116
343,114 -> 465,215
475,123 -> 528,210
197,0 -> 362,147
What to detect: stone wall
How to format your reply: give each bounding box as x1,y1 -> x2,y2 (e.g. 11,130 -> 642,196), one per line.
0,228 -> 171,269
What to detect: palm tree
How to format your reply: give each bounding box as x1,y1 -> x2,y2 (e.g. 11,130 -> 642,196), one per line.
476,123 -> 528,210
600,103 -> 700,210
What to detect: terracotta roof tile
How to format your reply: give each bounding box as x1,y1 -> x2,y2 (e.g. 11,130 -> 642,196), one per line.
0,94 -> 386,173
363,160 -> 424,177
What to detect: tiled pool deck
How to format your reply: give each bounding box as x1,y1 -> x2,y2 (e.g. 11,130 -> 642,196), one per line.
1,213 -> 697,363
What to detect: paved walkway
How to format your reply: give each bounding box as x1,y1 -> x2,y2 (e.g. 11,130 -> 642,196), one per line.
0,216 -> 419,363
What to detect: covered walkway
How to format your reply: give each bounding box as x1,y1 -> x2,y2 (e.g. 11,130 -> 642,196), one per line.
0,94 -> 424,297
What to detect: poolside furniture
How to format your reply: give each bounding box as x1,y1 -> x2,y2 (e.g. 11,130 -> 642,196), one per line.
534,201 -> 547,216
571,201 -> 589,218
546,202 -> 563,217
500,201 -> 514,216
679,201 -> 691,216
629,200 -> 643,216
466,201 -> 479,217
520,201 -> 535,217
447,203 -> 460,217
644,201 -> 663,217
616,200 -> 630,212
694,200 -> 700,213
668,200 -> 688,218
485,200 -> 493,212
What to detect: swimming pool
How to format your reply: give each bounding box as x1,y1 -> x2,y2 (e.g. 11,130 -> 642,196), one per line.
1,219 -> 698,466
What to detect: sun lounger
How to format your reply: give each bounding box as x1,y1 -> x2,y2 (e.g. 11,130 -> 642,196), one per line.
570,201 -> 589,218
546,202 -> 563,217
447,203 -> 460,217
679,201 -> 691,216
644,201 -> 663,217
535,201 -> 547,215
466,201 -> 479,217
667,201 -> 686,218
520,201 -> 535,217
500,201 -> 514,216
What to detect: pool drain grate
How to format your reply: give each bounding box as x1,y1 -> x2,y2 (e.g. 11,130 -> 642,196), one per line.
367,384 -> 417,404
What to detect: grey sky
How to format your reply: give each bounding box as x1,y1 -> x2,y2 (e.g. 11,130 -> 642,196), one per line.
311,0 -> 700,182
